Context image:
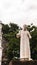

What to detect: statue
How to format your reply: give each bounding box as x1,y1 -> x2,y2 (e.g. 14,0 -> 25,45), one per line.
16,25 -> 32,61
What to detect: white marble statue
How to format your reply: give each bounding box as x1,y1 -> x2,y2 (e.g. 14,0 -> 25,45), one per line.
16,25 -> 32,61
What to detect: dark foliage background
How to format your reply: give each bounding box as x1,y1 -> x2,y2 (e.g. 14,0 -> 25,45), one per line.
2,23 -> 37,62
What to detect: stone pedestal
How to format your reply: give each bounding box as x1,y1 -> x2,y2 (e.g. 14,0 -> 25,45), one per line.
9,60 -> 37,65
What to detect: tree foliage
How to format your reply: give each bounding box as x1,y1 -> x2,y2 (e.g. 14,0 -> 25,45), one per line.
2,23 -> 37,61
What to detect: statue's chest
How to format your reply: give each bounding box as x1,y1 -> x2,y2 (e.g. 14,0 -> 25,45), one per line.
21,31 -> 27,37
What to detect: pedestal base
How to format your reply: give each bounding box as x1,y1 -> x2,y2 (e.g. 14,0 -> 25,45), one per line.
9,60 -> 37,65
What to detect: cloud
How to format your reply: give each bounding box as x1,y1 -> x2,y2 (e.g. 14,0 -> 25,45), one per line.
0,0 -> 37,26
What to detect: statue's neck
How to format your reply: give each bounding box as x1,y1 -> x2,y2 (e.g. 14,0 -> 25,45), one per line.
23,29 -> 27,31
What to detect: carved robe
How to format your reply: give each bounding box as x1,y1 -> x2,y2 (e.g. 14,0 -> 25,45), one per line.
17,30 -> 32,60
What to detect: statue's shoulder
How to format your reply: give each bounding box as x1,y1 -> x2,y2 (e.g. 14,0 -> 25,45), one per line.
26,30 -> 29,33
26,30 -> 30,34
27,30 -> 29,32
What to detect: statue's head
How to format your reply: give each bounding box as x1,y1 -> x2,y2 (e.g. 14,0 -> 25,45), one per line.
23,24 -> 27,31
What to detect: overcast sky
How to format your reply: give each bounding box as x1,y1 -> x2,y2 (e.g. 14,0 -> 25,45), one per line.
0,0 -> 37,27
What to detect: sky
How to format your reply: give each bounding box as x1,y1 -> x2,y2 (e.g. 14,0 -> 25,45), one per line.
0,0 -> 37,27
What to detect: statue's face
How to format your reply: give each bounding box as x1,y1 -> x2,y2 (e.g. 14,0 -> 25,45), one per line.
23,25 -> 27,30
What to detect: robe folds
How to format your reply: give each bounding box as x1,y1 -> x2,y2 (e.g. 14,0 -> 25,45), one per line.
17,30 -> 32,60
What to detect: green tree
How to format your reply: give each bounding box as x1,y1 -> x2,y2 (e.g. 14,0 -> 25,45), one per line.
2,23 -> 20,62
2,23 -> 37,61
27,24 -> 37,59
